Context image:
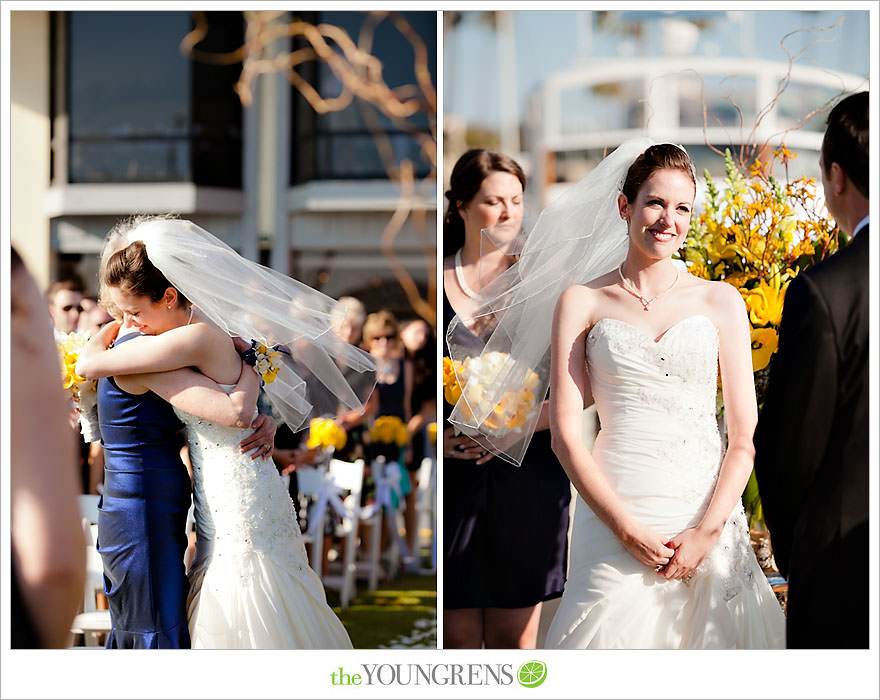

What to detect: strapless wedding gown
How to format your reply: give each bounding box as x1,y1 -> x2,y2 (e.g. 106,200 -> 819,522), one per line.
176,388 -> 352,649
545,315 -> 785,649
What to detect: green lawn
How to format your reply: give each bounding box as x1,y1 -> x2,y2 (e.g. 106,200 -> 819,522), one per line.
328,570 -> 437,649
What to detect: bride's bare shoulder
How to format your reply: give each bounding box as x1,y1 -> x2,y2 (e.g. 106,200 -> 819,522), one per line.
556,280 -> 606,321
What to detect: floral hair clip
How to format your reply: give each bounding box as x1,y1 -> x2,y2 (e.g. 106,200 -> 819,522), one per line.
242,340 -> 288,385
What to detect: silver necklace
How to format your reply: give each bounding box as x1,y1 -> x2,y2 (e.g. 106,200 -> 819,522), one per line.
455,249 -> 481,300
617,264 -> 680,311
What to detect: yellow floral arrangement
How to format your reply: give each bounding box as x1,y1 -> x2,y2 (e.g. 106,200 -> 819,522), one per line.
369,415 -> 409,447
427,421 -> 438,445
443,352 -> 540,434
678,146 -> 840,381
56,330 -> 101,441
306,417 -> 347,451
677,145 -> 842,526
56,330 -> 95,399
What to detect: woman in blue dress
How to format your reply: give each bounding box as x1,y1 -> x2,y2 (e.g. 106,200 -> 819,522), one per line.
79,216 -> 372,648
92,281 -> 265,648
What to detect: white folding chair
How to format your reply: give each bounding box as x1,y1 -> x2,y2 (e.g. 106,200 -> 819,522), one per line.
416,456 -> 437,574
70,517 -> 111,647
294,466 -> 327,576
77,494 -> 100,524
323,458 -> 365,608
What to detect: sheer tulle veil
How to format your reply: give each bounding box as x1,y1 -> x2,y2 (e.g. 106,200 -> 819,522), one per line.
446,137 -> 658,465
101,218 -> 377,431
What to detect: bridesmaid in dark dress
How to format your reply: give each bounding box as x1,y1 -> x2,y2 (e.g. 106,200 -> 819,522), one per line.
442,149 -> 571,648
97,334 -> 194,648
89,267 -> 267,648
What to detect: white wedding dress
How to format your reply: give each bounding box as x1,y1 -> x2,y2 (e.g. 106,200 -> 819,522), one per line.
545,315 -> 785,649
176,389 -> 352,649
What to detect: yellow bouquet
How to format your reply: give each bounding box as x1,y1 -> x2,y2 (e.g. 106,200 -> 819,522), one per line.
56,330 -> 101,442
444,352 -> 539,434
369,415 -> 409,447
306,417 -> 347,451
426,421 -> 438,445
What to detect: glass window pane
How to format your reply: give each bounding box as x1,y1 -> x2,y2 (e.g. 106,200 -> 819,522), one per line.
66,11 -> 242,185
292,11 -> 435,182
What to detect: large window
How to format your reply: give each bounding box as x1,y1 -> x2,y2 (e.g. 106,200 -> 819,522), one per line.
63,11 -> 243,186
291,11 -> 436,183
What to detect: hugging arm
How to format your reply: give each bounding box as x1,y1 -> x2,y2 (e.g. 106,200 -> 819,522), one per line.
662,286 -> 757,581
133,360 -> 260,429
77,320 -> 208,378
549,286 -> 673,569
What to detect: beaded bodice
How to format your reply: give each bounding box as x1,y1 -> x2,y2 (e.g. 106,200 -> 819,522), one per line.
173,392 -> 309,572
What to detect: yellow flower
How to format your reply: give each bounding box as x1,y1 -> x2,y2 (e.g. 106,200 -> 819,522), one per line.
442,356 -> 464,405
306,417 -> 347,450
370,415 -> 408,446
750,327 -> 779,371
742,279 -> 787,327
56,330 -> 90,394
427,422 -> 437,445
774,144 -> 797,164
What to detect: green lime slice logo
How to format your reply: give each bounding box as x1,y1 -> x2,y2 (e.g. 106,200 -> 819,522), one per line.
517,660 -> 547,688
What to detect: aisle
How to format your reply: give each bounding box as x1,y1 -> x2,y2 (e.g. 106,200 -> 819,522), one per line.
330,571 -> 437,649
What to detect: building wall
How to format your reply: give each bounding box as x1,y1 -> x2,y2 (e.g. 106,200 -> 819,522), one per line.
10,11 -> 52,290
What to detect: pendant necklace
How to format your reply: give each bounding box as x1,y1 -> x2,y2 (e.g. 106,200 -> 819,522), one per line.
618,264 -> 680,311
455,249 -> 482,300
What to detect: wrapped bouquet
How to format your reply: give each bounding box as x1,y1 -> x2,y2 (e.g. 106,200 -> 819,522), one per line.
56,330 -> 101,442
443,352 -> 540,436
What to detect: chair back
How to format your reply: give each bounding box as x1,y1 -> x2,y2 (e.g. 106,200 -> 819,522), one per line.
78,494 -> 100,524
328,458 -> 365,506
295,465 -> 325,496
417,457 -> 434,491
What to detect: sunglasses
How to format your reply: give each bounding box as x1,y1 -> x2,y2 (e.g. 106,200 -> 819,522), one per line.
62,305 -> 84,313
370,334 -> 395,342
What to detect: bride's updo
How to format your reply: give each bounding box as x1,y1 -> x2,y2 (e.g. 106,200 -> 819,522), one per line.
444,149 -> 526,253
621,144 -> 697,203
99,215 -> 189,315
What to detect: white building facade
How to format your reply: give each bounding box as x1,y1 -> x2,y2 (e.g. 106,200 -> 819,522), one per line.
11,10 -> 437,312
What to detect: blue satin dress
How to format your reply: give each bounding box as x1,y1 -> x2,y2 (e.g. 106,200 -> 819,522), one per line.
97,333 -> 192,648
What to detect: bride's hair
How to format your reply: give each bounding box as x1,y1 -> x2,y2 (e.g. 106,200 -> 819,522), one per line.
100,215 -> 189,313
444,149 -> 526,254
621,144 -> 696,203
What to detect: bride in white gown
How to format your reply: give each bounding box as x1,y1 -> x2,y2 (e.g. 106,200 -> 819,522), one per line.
176,385 -> 351,648
78,216 -> 376,648
447,140 -> 784,649
545,143 -> 784,648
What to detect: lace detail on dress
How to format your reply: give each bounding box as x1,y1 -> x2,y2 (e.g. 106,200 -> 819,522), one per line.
587,315 -> 720,421
693,503 -> 758,602
173,409 -> 311,581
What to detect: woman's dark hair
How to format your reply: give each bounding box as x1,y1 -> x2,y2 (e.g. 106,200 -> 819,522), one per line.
444,149 -> 526,253
621,144 -> 696,203
821,91 -> 868,199
102,239 -> 187,307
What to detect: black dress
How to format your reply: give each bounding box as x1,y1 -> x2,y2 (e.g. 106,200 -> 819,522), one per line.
443,291 -> 570,609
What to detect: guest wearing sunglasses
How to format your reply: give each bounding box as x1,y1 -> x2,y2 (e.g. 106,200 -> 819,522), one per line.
362,310 -> 414,569
47,279 -> 85,337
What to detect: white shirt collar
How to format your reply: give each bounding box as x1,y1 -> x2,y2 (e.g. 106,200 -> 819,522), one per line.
853,215 -> 869,237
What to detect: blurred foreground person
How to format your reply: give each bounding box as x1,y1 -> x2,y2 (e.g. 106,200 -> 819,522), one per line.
11,248 -> 86,647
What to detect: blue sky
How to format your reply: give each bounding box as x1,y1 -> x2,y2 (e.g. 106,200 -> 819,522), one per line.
445,9 -> 871,130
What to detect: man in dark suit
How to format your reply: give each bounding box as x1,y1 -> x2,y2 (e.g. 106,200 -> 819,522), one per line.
753,91 -> 869,648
